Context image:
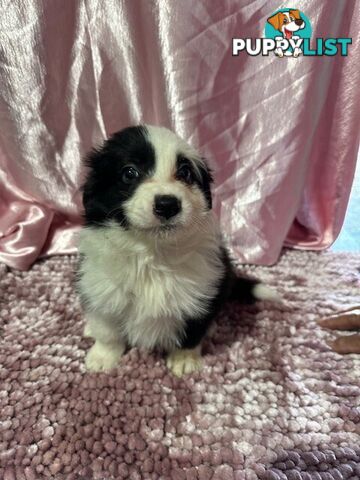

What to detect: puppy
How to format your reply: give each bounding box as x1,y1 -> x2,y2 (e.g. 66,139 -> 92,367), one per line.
78,125 -> 276,376
267,9 -> 305,57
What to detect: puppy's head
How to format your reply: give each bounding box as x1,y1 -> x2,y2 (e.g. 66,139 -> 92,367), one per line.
82,125 -> 213,236
267,10 -> 305,39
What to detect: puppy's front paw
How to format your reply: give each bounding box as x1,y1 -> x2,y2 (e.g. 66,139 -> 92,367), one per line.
166,348 -> 202,377
85,342 -> 125,372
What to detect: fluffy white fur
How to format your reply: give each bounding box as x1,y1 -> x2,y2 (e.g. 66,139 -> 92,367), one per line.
79,216 -> 223,352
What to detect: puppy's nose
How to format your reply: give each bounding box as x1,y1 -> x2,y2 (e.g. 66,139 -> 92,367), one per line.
295,19 -> 304,26
153,195 -> 181,220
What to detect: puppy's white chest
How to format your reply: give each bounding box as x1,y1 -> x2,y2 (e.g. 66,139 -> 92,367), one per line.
121,253 -> 210,350
79,226 -> 223,351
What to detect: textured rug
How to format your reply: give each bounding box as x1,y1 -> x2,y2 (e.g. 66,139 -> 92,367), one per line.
0,249 -> 360,480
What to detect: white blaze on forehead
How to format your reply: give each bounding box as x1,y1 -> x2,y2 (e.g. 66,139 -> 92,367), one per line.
122,124 -> 210,231
283,12 -> 291,22
145,125 -> 202,181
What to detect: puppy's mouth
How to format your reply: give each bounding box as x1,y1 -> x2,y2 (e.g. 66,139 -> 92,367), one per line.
284,28 -> 293,39
155,224 -> 177,232
147,224 -> 180,238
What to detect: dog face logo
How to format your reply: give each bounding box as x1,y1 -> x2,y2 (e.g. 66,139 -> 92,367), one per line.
265,8 -> 311,57
267,10 -> 305,40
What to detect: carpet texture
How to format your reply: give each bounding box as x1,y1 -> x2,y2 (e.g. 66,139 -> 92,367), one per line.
0,250 -> 359,480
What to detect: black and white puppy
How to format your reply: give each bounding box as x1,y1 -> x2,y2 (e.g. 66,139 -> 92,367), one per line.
78,125 -> 276,376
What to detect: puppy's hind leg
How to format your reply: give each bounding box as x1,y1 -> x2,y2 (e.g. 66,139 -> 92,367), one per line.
166,345 -> 202,377
84,313 -> 126,372
83,322 -> 93,338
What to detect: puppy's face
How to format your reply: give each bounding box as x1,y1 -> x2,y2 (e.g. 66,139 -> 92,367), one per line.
267,10 -> 305,39
83,125 -> 213,236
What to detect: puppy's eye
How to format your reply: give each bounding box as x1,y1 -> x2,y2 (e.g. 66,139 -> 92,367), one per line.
283,18 -> 288,24
121,166 -> 140,184
290,16 -> 294,21
177,165 -> 194,184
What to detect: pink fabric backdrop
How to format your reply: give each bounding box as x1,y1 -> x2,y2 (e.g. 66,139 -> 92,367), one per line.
0,1 -> 359,270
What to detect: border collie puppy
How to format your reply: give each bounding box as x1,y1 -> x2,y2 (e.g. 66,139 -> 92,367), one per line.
78,125 -> 276,376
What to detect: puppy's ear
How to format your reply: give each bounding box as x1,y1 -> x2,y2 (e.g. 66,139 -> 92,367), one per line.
81,146 -> 114,225
198,159 -> 213,210
267,12 -> 283,31
84,144 -> 114,175
289,9 -> 301,19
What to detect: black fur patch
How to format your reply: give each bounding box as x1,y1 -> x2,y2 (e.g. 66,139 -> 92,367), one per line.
82,126 -> 155,227
176,154 -> 213,210
179,248 -> 259,349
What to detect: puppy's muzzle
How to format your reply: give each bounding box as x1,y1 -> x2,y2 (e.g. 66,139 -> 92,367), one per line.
153,195 -> 182,220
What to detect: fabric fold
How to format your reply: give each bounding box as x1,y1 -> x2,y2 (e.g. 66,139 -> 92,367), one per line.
0,1 -> 359,270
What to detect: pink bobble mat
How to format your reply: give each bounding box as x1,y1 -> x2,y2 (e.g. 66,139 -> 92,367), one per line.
0,250 -> 359,479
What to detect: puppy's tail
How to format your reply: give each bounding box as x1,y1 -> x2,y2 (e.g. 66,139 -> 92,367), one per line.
228,276 -> 280,304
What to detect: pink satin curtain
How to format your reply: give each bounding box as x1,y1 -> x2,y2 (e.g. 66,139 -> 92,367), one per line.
0,1 -> 359,270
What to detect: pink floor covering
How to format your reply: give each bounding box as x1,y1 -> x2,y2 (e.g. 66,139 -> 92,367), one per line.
0,249 -> 359,480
